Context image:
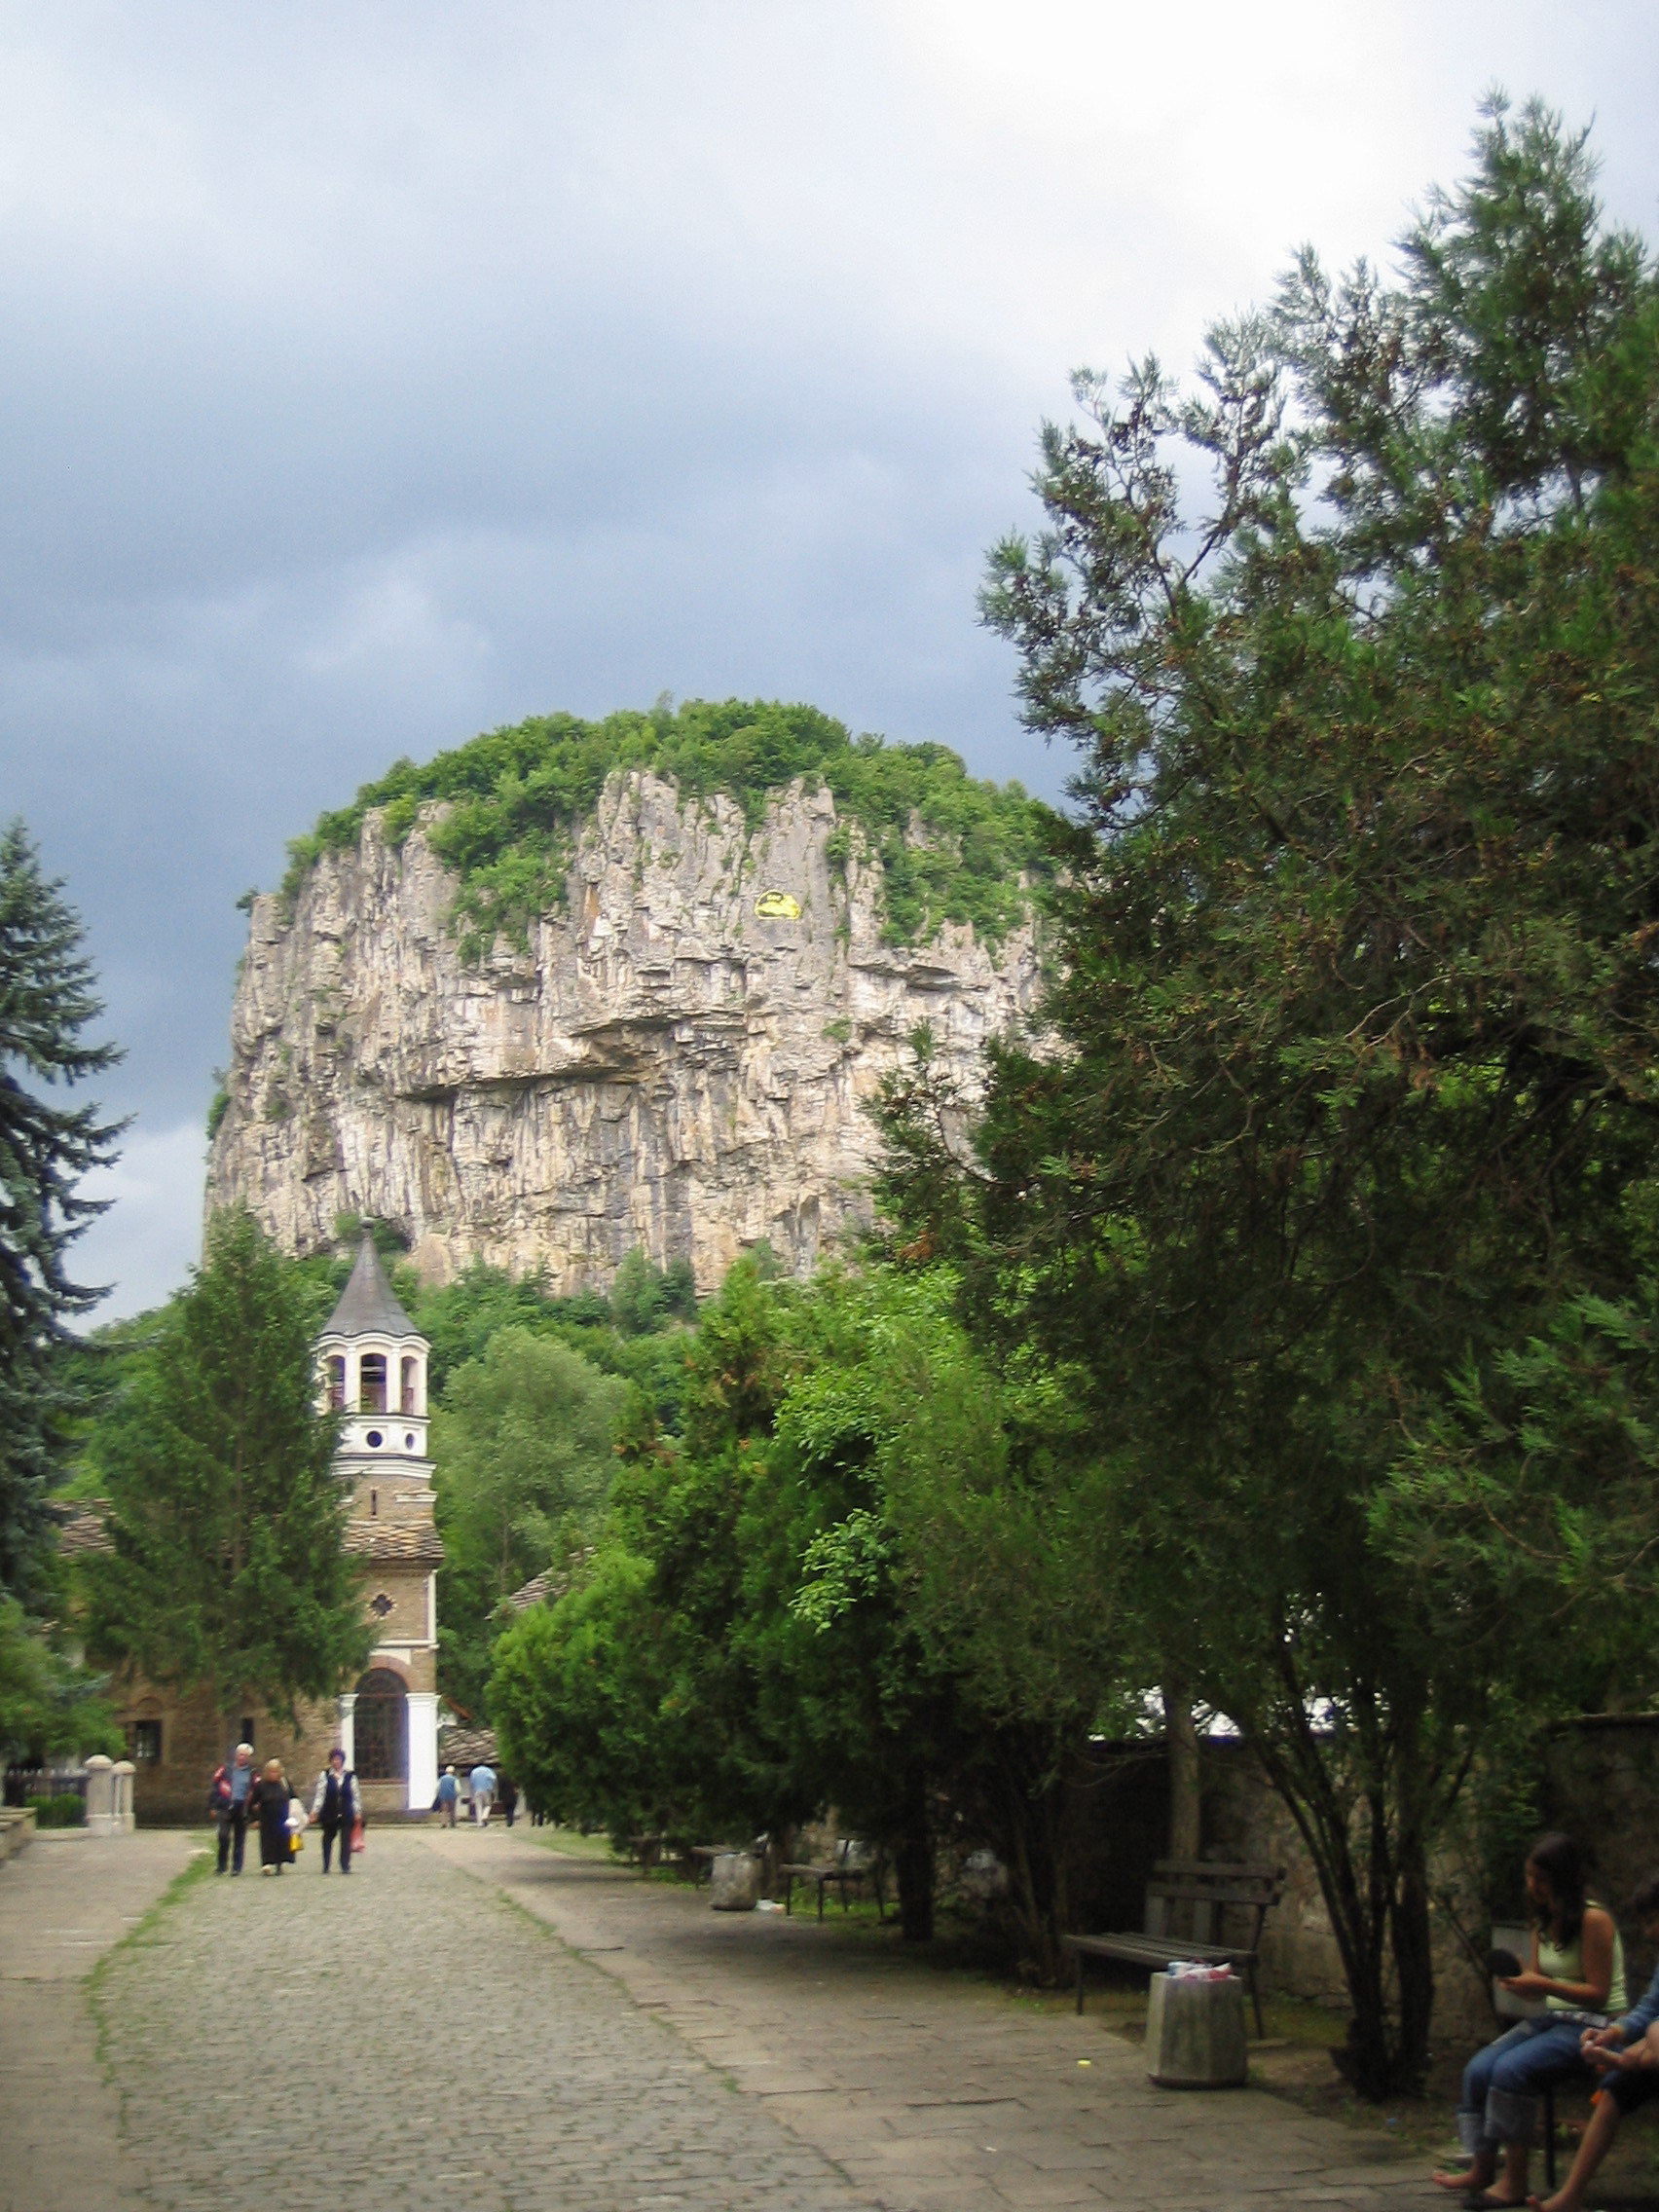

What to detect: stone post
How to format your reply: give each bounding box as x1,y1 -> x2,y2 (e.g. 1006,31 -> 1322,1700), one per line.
111,1759 -> 137,1833
84,1754 -> 116,1836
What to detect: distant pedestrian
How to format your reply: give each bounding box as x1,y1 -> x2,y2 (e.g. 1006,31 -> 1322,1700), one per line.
309,1749 -> 360,1873
499,1774 -> 519,1828
470,1761 -> 497,1826
209,1742 -> 255,1875
434,1765 -> 460,1826
248,1758 -> 295,1875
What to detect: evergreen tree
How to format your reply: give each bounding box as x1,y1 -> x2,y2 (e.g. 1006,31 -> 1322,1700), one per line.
0,821 -> 122,1600
880,99 -> 1659,2095
85,1208 -> 369,1746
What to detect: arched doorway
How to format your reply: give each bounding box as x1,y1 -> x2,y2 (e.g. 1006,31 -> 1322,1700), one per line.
352,1669 -> 408,1782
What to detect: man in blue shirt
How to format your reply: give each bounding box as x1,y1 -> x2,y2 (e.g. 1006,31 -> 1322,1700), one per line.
1534,1874 -> 1659,2212
470,1761 -> 497,1827
208,1743 -> 255,1875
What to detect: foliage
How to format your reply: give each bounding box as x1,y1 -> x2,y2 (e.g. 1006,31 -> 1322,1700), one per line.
82,1209 -> 370,1741
432,1328 -> 628,1716
28,1790 -> 86,1826
491,1259 -> 1126,1964
0,822 -> 123,1601
876,97 -> 1659,2097
279,696 -> 1056,956
0,1595 -> 121,1763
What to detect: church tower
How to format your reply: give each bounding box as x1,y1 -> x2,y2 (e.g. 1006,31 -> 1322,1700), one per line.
316,1235 -> 442,1813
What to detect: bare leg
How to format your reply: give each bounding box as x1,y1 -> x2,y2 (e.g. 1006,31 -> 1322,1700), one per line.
1433,2148 -> 1494,2193
1532,2094 -> 1620,2212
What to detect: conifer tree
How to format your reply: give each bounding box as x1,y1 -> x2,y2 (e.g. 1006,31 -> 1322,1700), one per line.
0,821 -> 121,1599
86,1208 -> 370,1746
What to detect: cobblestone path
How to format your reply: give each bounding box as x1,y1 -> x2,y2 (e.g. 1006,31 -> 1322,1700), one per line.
93,1838 -> 875,2212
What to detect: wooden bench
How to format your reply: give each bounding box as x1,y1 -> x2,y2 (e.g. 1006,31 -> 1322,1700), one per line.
1063,1859 -> 1285,2037
780,1844 -> 886,1921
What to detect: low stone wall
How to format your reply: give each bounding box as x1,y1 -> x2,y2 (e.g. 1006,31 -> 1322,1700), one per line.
1062,1727 -> 1659,2050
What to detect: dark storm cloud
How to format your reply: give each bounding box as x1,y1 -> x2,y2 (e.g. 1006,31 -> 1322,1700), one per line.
1,0 -> 1654,1312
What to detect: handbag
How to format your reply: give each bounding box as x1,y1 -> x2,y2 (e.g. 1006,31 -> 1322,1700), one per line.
350,1817 -> 365,1855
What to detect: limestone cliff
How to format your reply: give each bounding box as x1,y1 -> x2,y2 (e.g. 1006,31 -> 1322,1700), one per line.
208,770 -> 1047,1290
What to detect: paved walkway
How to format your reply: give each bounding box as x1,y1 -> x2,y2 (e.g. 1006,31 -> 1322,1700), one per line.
429,1827 -> 1426,2212
26,1824 -> 1441,2212
0,1827 -> 198,2212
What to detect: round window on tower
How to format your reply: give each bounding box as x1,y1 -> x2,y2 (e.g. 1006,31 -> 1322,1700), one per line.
365,1429 -> 384,1448
405,1432 -> 416,1450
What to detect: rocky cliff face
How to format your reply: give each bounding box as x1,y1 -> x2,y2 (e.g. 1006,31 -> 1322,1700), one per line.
208,771 -> 1046,1290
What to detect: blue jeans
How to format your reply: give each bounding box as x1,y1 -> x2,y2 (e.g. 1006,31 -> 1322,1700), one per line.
1456,2018 -> 1595,2153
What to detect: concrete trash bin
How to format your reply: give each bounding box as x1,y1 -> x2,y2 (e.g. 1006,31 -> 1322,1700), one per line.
1146,1972 -> 1248,2088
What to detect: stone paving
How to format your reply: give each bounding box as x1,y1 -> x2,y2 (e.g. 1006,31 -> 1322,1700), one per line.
91,1832 -> 874,2212
0,1827 -> 197,2212
429,1827 -> 1428,2211
21,1824 -> 1451,2212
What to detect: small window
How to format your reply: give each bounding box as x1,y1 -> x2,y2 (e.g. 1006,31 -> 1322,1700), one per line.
324,1355 -> 346,1412
404,1432 -> 416,1451
131,1719 -> 163,1764
370,1489 -> 379,1517
365,1430 -> 384,1449
400,1356 -> 420,1415
358,1354 -> 387,1413
370,1592 -> 394,1619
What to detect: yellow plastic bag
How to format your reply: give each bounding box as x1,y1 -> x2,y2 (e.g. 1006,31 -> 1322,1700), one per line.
290,1826 -> 303,1855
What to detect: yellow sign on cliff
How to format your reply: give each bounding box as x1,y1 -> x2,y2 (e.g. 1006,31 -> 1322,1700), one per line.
754,889 -> 801,921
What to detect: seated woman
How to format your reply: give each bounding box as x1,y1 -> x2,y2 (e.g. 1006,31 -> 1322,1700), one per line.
1433,1832 -> 1626,2209
1529,1873 -> 1659,2212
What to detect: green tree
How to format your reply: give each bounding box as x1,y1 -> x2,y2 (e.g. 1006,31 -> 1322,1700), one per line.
432,1328 -> 628,1713
0,823 -> 122,1600
879,98 -> 1659,2095
84,1208 -> 369,1750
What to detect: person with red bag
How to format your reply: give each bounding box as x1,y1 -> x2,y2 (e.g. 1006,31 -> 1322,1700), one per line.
308,1749 -> 361,1874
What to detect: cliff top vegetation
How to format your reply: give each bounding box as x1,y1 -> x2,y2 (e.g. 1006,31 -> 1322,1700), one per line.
280,696 -> 1059,956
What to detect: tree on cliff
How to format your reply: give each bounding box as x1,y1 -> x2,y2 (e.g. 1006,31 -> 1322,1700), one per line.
0,821 -> 122,1602
85,1209 -> 370,1743
877,98 -> 1659,2097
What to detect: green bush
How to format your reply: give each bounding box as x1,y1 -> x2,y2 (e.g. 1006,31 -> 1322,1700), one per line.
26,1792 -> 85,1827
280,696 -> 1058,957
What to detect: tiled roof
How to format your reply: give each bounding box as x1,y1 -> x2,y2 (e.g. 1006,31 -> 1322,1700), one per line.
345,1521 -> 444,1566
52,1503 -> 113,1559
501,1548 -> 593,1614
437,1725 -> 498,1771
321,1235 -> 421,1342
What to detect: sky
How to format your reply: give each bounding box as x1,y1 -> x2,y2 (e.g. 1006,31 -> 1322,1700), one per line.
3,1 -> 1656,1320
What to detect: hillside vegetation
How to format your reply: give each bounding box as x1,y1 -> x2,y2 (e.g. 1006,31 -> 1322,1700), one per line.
280,696 -> 1058,957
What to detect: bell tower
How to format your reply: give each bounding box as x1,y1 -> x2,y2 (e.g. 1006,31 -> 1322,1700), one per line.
316,1234 -> 442,1813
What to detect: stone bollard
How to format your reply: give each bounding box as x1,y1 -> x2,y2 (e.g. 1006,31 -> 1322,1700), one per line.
709,1852 -> 762,1911
84,1754 -> 117,1836
1145,1972 -> 1248,2088
111,1760 -> 137,1833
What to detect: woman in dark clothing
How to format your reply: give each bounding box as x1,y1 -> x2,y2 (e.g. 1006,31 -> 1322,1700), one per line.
308,1749 -> 359,1872
248,1758 -> 295,1875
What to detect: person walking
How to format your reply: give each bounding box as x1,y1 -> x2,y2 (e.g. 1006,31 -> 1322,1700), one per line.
499,1774 -> 518,1828
309,1749 -> 360,1873
248,1758 -> 296,1875
435,1765 -> 460,1826
469,1760 -> 497,1827
208,1742 -> 255,1875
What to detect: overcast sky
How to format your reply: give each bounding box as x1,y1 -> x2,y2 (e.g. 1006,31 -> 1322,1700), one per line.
4,1 -> 1656,1318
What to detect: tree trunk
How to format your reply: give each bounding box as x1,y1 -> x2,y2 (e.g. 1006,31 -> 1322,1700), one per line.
1164,1683 -> 1200,1862
895,1759 -> 934,1943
